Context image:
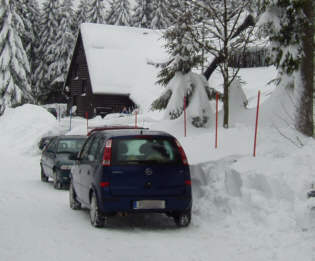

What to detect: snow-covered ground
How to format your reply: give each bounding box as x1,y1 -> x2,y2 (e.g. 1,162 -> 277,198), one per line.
1,80 -> 315,261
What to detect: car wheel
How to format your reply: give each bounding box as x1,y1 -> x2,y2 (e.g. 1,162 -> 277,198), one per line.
174,210 -> 191,228
69,181 -> 81,210
41,166 -> 48,182
90,192 -> 105,228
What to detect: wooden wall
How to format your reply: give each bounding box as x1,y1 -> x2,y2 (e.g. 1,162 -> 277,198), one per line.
66,33 -> 135,119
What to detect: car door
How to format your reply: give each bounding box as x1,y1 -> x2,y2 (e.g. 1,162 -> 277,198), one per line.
74,136 -> 95,204
42,138 -> 57,178
80,135 -> 104,204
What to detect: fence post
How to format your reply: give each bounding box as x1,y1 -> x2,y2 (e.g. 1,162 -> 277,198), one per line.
184,96 -> 187,137
135,110 -> 138,128
69,107 -> 72,131
253,90 -> 261,157
215,93 -> 219,149
58,105 -> 61,123
85,112 -> 88,135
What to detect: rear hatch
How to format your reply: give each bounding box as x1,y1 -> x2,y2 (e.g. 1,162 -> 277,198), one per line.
107,136 -> 188,196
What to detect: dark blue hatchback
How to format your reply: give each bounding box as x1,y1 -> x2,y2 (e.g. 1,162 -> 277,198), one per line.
69,129 -> 192,228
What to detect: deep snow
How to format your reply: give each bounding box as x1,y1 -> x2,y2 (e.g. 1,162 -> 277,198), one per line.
1,86 -> 315,261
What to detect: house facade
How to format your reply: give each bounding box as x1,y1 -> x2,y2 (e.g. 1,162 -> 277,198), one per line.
65,25 -> 137,118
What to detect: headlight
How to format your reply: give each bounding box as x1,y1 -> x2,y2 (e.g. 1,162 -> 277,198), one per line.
60,165 -> 72,170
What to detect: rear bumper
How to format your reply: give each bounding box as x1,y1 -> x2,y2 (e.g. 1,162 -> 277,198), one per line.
98,195 -> 192,214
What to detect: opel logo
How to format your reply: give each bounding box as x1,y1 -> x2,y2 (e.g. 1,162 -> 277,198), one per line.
144,168 -> 153,176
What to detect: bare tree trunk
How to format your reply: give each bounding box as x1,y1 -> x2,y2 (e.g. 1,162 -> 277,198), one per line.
222,0 -> 229,128
296,0 -> 314,136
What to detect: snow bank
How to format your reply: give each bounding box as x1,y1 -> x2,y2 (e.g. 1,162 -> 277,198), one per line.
0,104 -> 60,154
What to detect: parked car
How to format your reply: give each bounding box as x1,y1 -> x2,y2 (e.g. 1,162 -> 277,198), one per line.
38,135 -> 56,151
47,107 -> 57,118
40,135 -> 87,189
69,129 -> 192,228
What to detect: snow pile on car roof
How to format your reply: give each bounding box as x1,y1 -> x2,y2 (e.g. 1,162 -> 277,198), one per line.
0,104 -> 60,154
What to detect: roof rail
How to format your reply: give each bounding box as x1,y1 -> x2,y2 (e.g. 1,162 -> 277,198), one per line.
87,125 -> 148,136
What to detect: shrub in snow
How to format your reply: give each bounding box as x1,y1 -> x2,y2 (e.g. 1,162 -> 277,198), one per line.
153,71 -> 213,128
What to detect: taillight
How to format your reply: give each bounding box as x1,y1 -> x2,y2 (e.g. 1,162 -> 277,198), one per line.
185,180 -> 191,185
100,182 -> 110,187
175,139 -> 188,165
102,139 -> 112,166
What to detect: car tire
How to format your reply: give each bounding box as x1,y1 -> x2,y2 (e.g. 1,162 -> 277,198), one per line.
69,181 -> 81,210
174,210 -> 191,228
90,192 -> 105,228
41,166 -> 49,182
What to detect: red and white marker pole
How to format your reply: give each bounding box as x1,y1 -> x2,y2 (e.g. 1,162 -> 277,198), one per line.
253,90 -> 261,157
215,93 -> 219,149
184,96 -> 187,137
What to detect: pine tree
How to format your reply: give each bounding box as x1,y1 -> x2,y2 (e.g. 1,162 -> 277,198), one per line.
260,0 -> 314,136
107,0 -> 132,26
75,0 -> 89,29
150,0 -> 173,29
53,0 -> 75,85
132,0 -> 153,28
151,2 -> 214,127
86,0 -> 107,24
16,0 -> 41,101
34,0 -> 62,103
0,0 -> 33,106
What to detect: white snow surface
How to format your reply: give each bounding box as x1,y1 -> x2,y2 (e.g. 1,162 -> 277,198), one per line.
1,74 -> 315,260
80,23 -> 167,111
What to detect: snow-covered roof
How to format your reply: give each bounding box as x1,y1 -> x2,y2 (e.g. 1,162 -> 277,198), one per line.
80,23 -> 167,110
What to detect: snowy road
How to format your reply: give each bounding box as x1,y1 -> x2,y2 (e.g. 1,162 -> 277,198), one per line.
0,151 -> 314,261
1,106 -> 315,261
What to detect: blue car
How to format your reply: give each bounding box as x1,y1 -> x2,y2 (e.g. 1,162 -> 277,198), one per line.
69,129 -> 192,228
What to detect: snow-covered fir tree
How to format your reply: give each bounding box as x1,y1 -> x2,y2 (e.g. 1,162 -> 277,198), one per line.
75,0 -> 89,29
15,0 -> 41,100
150,0 -> 173,29
259,0 -> 314,136
107,0 -> 132,26
0,0 -> 33,106
86,0 -> 107,24
34,0 -> 62,103
132,0 -> 153,28
152,2 -> 214,127
52,0 -> 76,88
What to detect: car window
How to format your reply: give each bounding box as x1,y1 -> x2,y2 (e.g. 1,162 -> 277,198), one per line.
56,138 -> 86,154
46,139 -> 57,153
88,136 -> 101,162
80,136 -> 95,161
111,137 -> 182,165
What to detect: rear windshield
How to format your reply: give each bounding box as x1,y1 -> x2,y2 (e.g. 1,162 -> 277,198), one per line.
57,138 -> 86,154
111,137 -> 182,165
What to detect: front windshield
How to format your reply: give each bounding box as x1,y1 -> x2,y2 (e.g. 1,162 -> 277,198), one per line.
57,138 -> 86,153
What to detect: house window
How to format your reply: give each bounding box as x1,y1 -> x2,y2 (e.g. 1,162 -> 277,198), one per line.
72,63 -> 79,80
82,80 -> 87,94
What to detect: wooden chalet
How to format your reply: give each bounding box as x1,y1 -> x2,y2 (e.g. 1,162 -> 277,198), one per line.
65,24 -> 145,118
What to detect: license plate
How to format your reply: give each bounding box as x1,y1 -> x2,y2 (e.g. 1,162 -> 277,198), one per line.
133,200 -> 165,209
